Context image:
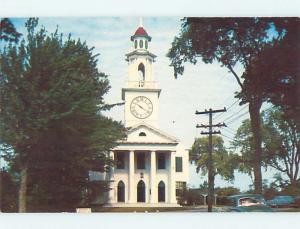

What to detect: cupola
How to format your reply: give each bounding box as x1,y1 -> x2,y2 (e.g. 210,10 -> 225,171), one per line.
130,19 -> 151,51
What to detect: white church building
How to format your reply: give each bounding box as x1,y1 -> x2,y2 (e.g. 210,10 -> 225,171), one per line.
105,23 -> 189,207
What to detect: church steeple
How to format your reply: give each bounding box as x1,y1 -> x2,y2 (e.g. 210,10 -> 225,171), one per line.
125,22 -> 156,88
122,21 -> 161,128
130,23 -> 152,51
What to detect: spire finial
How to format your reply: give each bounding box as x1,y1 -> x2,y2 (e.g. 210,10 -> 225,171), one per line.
139,17 -> 143,27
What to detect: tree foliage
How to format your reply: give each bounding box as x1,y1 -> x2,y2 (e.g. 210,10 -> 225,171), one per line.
0,169 -> 18,212
190,136 -> 238,182
215,186 -> 240,197
242,18 -> 300,128
263,108 -> 299,185
167,17 -> 298,194
0,18 -> 126,212
0,18 -> 21,43
233,107 -> 300,187
167,18 -> 272,84
231,118 -> 269,175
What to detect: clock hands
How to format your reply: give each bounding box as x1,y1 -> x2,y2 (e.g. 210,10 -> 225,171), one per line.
136,103 -> 147,112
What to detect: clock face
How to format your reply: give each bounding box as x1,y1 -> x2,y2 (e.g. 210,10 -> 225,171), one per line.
130,96 -> 153,119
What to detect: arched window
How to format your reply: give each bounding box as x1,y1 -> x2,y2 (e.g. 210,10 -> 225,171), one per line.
145,40 -> 148,49
137,180 -> 146,202
139,40 -> 143,48
158,181 -> 165,202
117,181 -> 125,202
139,132 -> 146,137
138,63 -> 145,83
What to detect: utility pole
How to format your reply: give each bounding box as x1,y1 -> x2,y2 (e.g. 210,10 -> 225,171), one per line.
196,108 -> 226,212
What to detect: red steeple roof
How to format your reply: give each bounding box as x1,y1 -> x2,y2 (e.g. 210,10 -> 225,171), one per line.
131,26 -> 151,41
134,26 -> 148,36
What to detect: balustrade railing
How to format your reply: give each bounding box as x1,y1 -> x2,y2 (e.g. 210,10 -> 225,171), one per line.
125,81 -> 157,88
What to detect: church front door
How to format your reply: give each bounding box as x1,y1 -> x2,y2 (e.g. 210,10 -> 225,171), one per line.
137,180 -> 146,202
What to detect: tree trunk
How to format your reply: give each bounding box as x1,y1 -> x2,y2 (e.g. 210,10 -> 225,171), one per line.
18,166 -> 28,212
249,100 -> 263,194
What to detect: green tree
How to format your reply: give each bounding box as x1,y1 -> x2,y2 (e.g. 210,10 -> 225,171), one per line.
0,169 -> 18,212
167,17 -> 292,193
0,17 -> 21,213
0,18 -> 125,212
215,186 -> 240,197
231,118 -> 268,176
199,181 -> 209,192
242,18 -> 300,129
263,108 -> 299,186
233,107 -> 299,188
190,136 -> 238,185
0,18 -> 21,42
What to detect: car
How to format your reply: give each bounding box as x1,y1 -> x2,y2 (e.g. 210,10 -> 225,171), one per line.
267,195 -> 295,208
222,194 -> 273,212
293,195 -> 300,208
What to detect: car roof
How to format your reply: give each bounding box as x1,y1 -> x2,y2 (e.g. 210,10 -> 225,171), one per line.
274,195 -> 293,198
228,194 -> 264,200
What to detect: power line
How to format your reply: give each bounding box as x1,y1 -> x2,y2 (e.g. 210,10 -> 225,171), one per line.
221,106 -> 274,133
227,99 -> 240,111
215,92 -> 235,111
221,133 -> 236,142
214,99 -> 240,121
221,105 -> 248,123
226,125 -> 237,132
226,111 -> 249,125
221,127 -> 236,136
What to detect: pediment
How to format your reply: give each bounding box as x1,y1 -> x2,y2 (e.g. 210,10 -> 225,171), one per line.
120,122 -> 179,144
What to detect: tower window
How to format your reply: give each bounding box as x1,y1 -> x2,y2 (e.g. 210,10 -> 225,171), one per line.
138,63 -> 145,82
139,132 -> 146,136
145,40 -> 148,49
139,40 -> 143,48
134,40 -> 138,49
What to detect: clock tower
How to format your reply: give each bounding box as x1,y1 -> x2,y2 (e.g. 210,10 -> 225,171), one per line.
122,23 -> 161,128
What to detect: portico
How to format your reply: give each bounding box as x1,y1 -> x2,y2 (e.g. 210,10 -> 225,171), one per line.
108,144 -> 178,205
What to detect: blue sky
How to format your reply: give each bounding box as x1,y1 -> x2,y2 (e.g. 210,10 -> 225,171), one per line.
8,17 -> 277,191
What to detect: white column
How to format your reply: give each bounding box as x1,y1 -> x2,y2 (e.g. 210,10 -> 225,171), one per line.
107,151 -> 115,203
128,150 -> 134,203
168,152 -> 176,203
150,151 -> 156,203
